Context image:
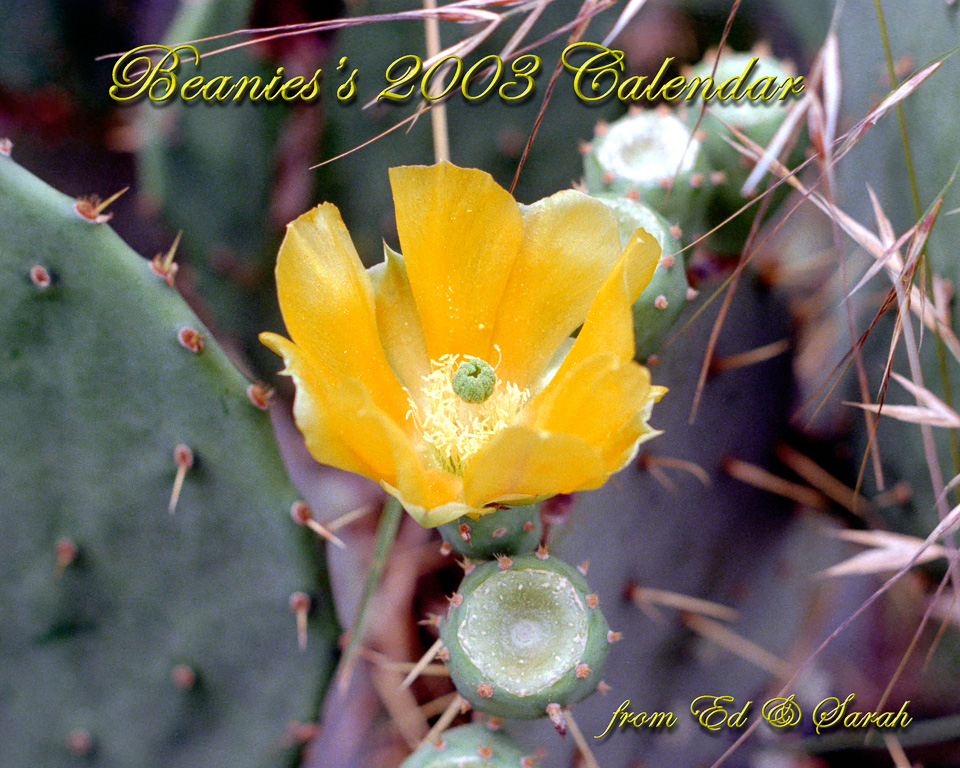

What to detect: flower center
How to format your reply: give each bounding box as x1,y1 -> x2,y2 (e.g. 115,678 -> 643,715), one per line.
452,357 -> 496,403
407,353 -> 528,475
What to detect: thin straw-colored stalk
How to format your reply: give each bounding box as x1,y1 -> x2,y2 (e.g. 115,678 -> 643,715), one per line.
336,497 -> 403,693
423,0 -> 450,163
564,707 -> 600,768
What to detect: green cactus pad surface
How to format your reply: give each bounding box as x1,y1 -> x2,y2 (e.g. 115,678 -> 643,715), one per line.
441,554 -> 609,719
0,155 -> 337,767
685,52 -> 799,174
400,724 -> 529,768
137,0 -> 300,355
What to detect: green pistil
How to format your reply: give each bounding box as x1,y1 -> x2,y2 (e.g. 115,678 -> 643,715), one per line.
452,358 -> 496,404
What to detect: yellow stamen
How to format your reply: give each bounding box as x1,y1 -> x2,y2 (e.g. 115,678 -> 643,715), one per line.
407,354 -> 528,474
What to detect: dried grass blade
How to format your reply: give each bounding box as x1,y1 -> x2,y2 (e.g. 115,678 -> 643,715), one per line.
709,500 -> 960,768
842,60 -> 943,151
849,400 -> 960,429
817,538 -> 946,579
601,0 -> 649,46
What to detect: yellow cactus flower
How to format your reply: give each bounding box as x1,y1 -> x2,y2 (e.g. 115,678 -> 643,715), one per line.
260,162 -> 666,527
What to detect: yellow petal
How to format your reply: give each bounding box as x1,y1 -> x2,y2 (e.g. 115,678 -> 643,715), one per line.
557,227 -> 660,373
389,163 -> 523,361
381,449 -> 465,527
383,488 -> 476,528
262,333 -> 464,527
601,410 -> 663,472
259,333 -> 392,477
490,190 -> 624,390
524,353 -> 657,453
368,244 -> 430,391
597,382 -> 667,471
462,426 -> 607,508
275,203 -> 411,427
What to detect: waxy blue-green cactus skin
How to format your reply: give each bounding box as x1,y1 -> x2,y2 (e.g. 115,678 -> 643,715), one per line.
582,108 -> 712,238
0,154 -> 338,767
683,51 -> 804,254
137,0 -> 300,354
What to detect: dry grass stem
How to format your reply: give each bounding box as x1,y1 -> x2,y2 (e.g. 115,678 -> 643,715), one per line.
563,706 -> 601,768
510,0 -> 617,192
601,0 -> 649,46
847,371 -> 960,429
818,529 -> 947,578
423,0 -> 450,163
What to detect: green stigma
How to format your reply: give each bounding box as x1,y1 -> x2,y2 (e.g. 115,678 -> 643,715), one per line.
452,358 -> 496,404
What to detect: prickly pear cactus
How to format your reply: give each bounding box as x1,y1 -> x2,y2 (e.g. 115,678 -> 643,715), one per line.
581,47 -> 806,256
400,724 -> 530,768
0,154 -> 337,767
684,49 -> 804,254
581,108 -> 712,240
594,195 -> 689,360
137,0 -> 309,354
685,50 -> 798,196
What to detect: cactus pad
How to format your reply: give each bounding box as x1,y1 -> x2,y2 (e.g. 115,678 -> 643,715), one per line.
0,154 -> 337,767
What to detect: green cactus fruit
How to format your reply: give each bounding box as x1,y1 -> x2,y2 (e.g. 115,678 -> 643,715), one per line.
684,50 -> 805,253
593,195 -> 689,360
438,504 -> 543,561
400,724 -> 531,768
440,553 -> 610,720
0,154 -> 337,767
581,107 -> 712,237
